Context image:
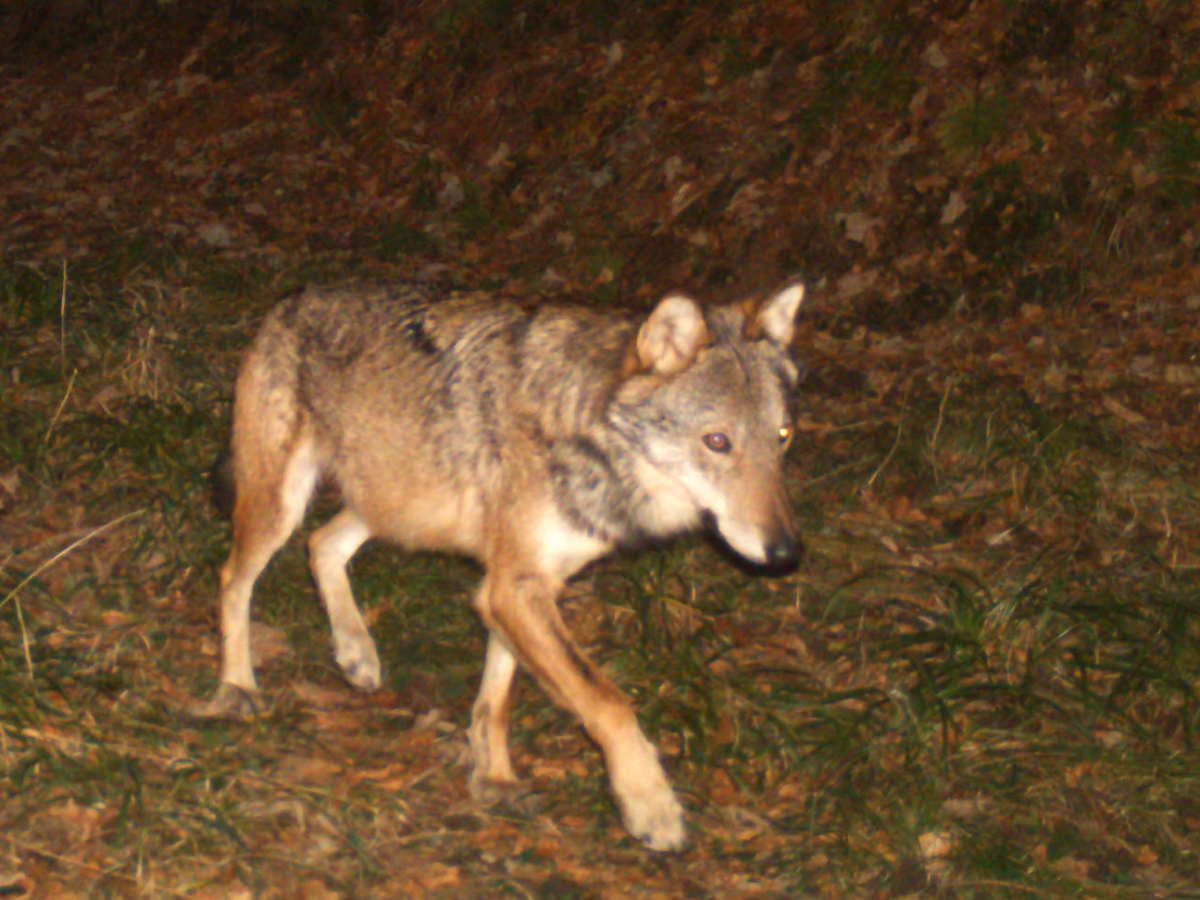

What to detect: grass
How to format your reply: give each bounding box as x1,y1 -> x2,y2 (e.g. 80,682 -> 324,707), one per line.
940,92 -> 1013,155
2,251 -> 1200,898
1153,119 -> 1200,201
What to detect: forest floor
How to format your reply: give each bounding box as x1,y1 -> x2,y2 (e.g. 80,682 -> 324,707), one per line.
3,1 -> 1200,897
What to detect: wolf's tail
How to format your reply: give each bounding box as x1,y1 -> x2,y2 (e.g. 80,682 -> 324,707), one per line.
209,447 -> 236,518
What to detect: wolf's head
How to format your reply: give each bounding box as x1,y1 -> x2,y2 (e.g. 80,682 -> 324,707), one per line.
614,284 -> 805,572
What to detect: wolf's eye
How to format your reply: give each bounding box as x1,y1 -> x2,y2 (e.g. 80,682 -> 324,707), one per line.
703,432 -> 732,454
778,426 -> 792,445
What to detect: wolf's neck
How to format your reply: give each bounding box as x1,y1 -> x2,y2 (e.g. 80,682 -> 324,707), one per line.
548,429 -> 701,548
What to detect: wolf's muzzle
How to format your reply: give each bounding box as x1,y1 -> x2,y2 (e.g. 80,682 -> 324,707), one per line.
760,533 -> 803,575
700,510 -> 803,575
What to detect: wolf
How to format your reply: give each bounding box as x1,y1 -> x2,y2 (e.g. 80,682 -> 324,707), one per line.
194,279 -> 806,851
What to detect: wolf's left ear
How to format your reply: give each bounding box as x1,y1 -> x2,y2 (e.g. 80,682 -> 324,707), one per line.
745,282 -> 805,346
635,293 -> 710,376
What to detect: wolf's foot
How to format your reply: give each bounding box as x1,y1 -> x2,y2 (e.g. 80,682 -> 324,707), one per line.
611,738 -> 688,852
188,682 -> 260,719
619,778 -> 687,852
469,770 -> 522,807
339,653 -> 381,692
334,629 -> 381,691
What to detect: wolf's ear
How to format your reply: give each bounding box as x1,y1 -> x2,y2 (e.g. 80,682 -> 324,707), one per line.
634,293 -> 710,376
745,282 -> 805,346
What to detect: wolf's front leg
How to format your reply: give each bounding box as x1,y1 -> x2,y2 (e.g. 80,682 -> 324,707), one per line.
474,569 -> 686,852
467,632 -> 520,801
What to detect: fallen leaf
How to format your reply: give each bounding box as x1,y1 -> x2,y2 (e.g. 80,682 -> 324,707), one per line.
1102,395 -> 1148,425
941,191 -> 968,225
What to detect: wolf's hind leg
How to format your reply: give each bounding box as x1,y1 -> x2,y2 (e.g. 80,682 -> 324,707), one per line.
309,509 -> 379,691
468,633 -> 520,801
193,437 -> 320,718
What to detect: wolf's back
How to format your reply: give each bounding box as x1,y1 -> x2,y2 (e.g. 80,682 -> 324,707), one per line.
266,282 -> 638,439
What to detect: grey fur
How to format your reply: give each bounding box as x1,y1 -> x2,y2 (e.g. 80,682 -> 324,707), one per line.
195,279 -> 807,852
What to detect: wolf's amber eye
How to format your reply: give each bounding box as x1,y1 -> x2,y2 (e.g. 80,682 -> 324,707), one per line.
703,432 -> 732,454
778,426 -> 792,445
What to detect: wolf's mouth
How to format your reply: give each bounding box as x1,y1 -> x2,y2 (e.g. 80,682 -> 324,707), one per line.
699,509 -> 803,575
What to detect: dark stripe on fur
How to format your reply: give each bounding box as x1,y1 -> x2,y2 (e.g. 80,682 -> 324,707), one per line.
404,312 -> 440,356
553,621 -> 599,685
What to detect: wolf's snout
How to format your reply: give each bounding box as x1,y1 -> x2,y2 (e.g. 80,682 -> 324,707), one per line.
761,533 -> 802,574
700,509 -> 803,573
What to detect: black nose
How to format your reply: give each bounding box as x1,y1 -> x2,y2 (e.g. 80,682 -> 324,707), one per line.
761,537 -> 803,575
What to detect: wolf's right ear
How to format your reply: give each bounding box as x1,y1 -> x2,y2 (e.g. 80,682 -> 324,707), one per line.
633,294 -> 710,376
744,282 -> 805,347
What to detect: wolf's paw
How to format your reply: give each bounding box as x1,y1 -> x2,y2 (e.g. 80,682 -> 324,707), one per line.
188,682 -> 260,719
469,770 -> 522,807
611,738 -> 688,852
334,632 -> 381,691
619,780 -> 687,852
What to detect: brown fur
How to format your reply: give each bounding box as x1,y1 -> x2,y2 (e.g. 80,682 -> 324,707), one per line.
193,280 -> 807,851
